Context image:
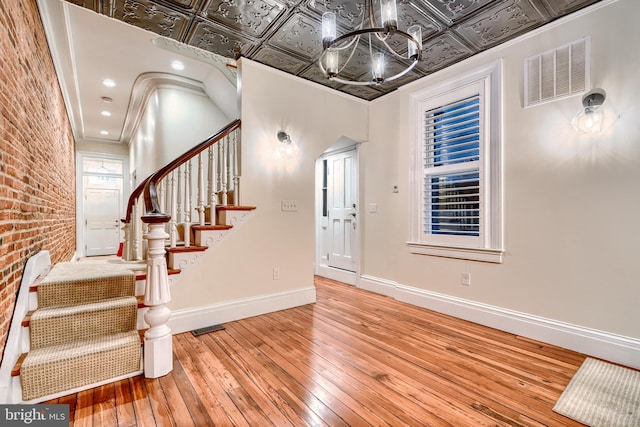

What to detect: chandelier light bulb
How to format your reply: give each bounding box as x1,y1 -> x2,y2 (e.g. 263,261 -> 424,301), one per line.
325,49 -> 339,77
408,25 -> 422,59
380,0 -> 398,30
322,12 -> 336,48
372,53 -> 385,84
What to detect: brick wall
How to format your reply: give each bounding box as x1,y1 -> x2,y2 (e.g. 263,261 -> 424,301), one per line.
0,1 -> 76,361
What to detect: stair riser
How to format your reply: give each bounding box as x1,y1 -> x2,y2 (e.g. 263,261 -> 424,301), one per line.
38,278 -> 135,308
21,339 -> 141,401
30,303 -> 137,349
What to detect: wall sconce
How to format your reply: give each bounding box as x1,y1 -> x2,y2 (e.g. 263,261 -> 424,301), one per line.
275,130 -> 299,159
572,88 -> 609,134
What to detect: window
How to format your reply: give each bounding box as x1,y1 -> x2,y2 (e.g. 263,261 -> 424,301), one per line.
409,61 -> 503,263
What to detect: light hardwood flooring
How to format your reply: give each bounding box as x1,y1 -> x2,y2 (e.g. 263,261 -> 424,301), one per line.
46,276 -> 587,426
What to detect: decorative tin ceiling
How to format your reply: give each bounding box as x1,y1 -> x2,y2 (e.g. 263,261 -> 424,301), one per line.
64,0 -> 603,100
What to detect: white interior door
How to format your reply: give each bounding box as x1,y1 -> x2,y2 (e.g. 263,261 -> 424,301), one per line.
84,188 -> 121,256
327,150 -> 358,272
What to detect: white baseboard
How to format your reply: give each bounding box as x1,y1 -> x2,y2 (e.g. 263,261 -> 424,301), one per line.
359,275 -> 640,370
168,286 -> 317,335
316,265 -> 356,285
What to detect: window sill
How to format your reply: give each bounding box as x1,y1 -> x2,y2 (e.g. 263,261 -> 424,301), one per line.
407,242 -> 504,263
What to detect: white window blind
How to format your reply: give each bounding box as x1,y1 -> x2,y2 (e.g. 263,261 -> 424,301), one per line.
409,60 -> 503,262
424,95 -> 480,237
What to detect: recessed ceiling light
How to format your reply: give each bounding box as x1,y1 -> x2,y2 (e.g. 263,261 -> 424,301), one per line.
102,78 -> 116,87
100,130 -> 109,135
101,110 -> 112,117
171,60 -> 184,71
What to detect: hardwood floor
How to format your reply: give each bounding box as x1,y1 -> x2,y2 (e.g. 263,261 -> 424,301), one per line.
45,276 -> 587,426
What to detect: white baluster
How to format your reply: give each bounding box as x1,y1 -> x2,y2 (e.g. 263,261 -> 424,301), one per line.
221,137 -> 228,206
184,161 -> 192,247
216,143 -> 223,207
227,135 -> 234,205
232,130 -> 240,206
141,215 -> 172,378
176,165 -> 183,225
122,221 -> 131,261
208,146 -> 216,224
169,171 -> 178,248
158,178 -> 167,235
197,153 -> 205,226
133,199 -> 141,261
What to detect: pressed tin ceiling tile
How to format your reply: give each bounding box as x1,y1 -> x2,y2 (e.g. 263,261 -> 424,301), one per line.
201,0 -> 288,38
453,0 -> 547,49
538,0 -> 602,17
65,0 -> 605,100
416,31 -> 473,73
266,12 -> 323,60
418,0 -> 499,25
304,0 -> 367,27
252,46 -> 309,74
336,83 -> 385,101
109,0 -> 192,40
159,0 -> 201,9
186,18 -> 259,57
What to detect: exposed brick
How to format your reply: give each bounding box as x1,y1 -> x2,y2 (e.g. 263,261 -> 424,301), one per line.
0,0 -> 75,361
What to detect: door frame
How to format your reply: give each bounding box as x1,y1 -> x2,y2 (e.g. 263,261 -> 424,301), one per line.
76,151 -> 129,258
315,144 -> 361,285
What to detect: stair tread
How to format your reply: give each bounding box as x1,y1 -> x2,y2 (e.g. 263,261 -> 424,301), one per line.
192,224 -> 233,230
165,245 -> 208,253
216,205 -> 256,211
31,296 -> 137,320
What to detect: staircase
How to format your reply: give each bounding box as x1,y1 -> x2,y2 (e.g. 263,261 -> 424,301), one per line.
1,119 -> 255,403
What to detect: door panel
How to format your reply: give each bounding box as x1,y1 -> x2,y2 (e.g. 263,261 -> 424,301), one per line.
85,188 -> 121,256
327,150 -> 357,272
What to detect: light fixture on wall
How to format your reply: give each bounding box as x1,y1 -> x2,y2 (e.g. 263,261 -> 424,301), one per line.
572,88 -> 609,134
319,0 -> 422,86
275,130 -> 299,159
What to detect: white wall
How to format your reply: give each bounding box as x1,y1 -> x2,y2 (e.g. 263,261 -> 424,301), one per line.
362,0 -> 640,363
169,59 -> 368,315
129,86 -> 230,183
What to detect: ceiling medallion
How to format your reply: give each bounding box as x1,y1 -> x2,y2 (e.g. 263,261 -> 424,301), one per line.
319,0 -> 422,86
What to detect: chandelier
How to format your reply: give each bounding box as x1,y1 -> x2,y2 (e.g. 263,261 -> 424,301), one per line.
319,0 -> 422,86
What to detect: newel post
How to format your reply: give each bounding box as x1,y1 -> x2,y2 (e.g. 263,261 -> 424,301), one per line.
141,213 -> 172,378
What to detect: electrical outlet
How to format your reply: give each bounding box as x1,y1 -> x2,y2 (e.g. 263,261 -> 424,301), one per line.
461,272 -> 471,286
281,200 -> 298,212
273,267 -> 280,280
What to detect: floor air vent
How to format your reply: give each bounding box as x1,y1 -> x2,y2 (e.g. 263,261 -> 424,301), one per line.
525,37 -> 589,107
191,324 -> 225,336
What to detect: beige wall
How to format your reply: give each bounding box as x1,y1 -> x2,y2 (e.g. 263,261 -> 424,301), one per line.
169,59 -> 368,310
363,0 -> 640,339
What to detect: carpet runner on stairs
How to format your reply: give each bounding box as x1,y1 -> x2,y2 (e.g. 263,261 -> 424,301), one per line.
20,262 -> 142,401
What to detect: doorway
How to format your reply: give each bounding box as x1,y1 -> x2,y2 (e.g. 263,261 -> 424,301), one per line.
78,155 -> 126,257
316,146 -> 359,285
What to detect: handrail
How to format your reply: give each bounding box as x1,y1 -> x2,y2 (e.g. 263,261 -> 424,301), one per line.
143,119 -> 241,219
123,175 -> 152,223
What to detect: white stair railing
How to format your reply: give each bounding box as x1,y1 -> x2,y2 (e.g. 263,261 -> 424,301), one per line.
122,120 -> 240,379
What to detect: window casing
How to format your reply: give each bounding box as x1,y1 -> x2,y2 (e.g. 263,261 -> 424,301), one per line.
409,61 -> 503,263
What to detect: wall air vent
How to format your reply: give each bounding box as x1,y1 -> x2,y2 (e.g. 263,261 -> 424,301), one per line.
525,37 -> 589,107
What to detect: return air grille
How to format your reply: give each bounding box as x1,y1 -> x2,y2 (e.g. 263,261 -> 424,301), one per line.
525,37 -> 589,107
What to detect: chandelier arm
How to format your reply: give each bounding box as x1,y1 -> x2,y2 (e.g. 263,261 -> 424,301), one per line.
382,58 -> 418,83
332,34 -> 360,52
336,36 -> 360,75
381,39 -> 407,60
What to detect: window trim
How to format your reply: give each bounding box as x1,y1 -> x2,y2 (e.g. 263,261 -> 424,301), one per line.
408,60 -> 504,263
